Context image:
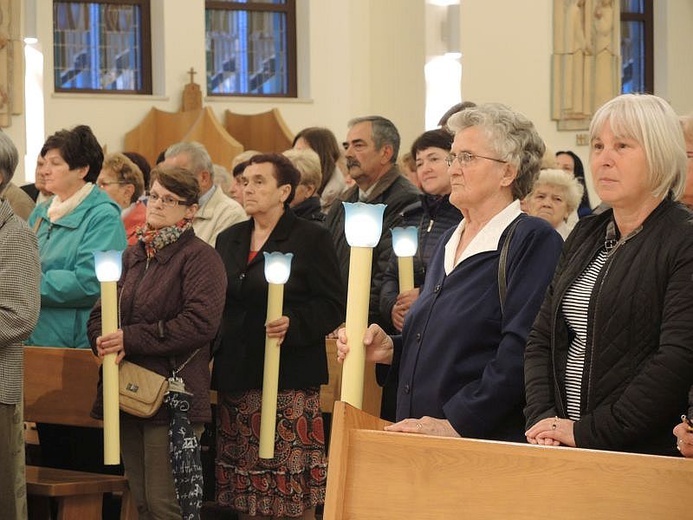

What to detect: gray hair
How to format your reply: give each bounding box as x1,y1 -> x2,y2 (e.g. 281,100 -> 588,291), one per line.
531,168 -> 585,215
0,131 -> 18,191
165,141 -> 213,176
447,103 -> 545,200
590,94 -> 686,200
347,115 -> 400,163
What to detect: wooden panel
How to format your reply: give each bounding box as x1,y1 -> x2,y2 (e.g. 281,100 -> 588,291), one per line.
24,346 -> 103,428
25,466 -> 128,497
324,402 -> 693,520
224,108 -> 294,153
321,339 -> 382,417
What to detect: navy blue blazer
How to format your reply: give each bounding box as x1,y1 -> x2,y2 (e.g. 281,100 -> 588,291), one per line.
394,214 -> 562,441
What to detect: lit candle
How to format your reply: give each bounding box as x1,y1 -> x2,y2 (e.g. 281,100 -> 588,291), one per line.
259,251 -> 293,459
94,250 -> 123,465
340,202 -> 386,409
392,226 -> 418,292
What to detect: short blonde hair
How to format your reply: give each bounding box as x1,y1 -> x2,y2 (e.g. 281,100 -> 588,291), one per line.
530,169 -> 584,215
102,152 -> 145,203
282,148 -> 322,188
231,150 -> 261,169
590,94 -> 687,200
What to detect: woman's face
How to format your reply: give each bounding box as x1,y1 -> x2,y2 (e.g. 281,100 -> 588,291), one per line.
40,149 -> 87,200
448,127 -> 513,211
242,162 -> 291,217
683,138 -> 693,207
293,137 -> 311,152
527,184 -> 570,229
415,147 -> 451,196
590,121 -> 651,210
146,180 -> 196,229
34,156 -> 49,194
556,153 -> 575,175
96,168 -> 134,209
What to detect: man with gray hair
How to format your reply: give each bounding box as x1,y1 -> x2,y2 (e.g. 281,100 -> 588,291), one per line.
163,141 -> 246,245
0,131 -> 40,520
326,116 -> 420,329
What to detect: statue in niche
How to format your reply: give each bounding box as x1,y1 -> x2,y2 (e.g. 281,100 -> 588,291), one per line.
552,0 -> 621,131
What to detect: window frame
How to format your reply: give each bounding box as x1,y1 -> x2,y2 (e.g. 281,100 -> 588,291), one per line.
205,0 -> 297,98
53,0 -> 153,95
620,0 -> 653,94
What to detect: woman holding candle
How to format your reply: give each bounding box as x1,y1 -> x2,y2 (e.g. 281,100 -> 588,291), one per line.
213,154 -> 344,519
337,103 -> 563,441
88,165 -> 227,519
525,94 -> 693,456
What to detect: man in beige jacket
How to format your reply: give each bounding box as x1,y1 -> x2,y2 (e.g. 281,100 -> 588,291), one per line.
163,141 -> 246,246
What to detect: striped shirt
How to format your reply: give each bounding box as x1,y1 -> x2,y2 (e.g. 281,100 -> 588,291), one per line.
561,248 -> 608,421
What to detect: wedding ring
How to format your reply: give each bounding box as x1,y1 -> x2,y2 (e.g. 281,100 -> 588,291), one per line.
551,416 -> 558,430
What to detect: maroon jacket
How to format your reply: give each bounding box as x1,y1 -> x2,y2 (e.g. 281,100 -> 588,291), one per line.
88,229 -> 227,425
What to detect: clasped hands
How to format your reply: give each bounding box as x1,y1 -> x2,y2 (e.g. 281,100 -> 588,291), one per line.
525,416 -> 576,447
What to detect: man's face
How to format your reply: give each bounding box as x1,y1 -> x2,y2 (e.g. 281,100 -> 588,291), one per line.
343,122 -> 389,188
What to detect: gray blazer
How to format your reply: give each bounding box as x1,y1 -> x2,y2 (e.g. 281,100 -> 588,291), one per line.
0,198 -> 40,405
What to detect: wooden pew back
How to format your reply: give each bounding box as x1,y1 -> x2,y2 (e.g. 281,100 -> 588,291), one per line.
24,346 -> 102,428
324,401 -> 693,520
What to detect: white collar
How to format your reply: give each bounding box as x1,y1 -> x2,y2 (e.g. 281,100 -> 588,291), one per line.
444,200 -> 522,274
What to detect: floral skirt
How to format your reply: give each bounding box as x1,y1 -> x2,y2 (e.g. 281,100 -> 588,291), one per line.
215,388 -> 327,517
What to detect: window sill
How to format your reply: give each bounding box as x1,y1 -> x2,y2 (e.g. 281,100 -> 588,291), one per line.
51,93 -> 170,102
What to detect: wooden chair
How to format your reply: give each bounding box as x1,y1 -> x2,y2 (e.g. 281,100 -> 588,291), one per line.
24,346 -> 137,520
324,401 -> 693,519
224,108 -> 294,153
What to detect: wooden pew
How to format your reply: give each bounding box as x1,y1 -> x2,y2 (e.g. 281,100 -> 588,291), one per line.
324,401 -> 693,519
24,346 -> 137,520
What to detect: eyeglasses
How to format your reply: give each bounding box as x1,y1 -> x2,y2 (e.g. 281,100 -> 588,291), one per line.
149,192 -> 187,208
445,151 -> 507,167
97,181 -> 126,189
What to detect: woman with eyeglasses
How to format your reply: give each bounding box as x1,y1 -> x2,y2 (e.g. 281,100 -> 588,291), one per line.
213,154 -> 344,519
337,103 -> 562,441
88,165 -> 227,518
97,152 -> 147,245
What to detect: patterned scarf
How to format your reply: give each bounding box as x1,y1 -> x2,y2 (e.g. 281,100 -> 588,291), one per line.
137,218 -> 192,259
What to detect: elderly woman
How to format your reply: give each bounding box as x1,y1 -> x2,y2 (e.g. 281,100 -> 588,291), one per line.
213,154 -> 344,519
97,152 -> 146,245
525,94 -> 693,456
337,103 -> 563,441
89,166 -> 227,519
525,168 -> 584,239
556,150 -> 592,217
283,148 -> 325,223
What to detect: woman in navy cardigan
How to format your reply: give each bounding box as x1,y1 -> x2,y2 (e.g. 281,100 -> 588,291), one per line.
338,103 -> 563,442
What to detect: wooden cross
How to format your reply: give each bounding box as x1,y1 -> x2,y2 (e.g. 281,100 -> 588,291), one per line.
188,67 -> 197,84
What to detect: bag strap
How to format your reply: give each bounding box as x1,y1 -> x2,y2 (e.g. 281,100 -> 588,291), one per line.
172,348 -> 201,376
497,216 -> 522,316
32,216 -> 43,234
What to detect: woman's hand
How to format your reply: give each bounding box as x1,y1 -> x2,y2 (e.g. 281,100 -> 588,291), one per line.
266,316 -> 290,345
385,416 -> 460,438
525,416 -> 576,447
95,329 -> 126,364
673,419 -> 693,457
391,288 -> 420,332
336,324 -> 394,365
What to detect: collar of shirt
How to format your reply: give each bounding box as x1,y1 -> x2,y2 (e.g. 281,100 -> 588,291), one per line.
358,183 -> 377,202
198,184 -> 216,208
444,200 -> 522,275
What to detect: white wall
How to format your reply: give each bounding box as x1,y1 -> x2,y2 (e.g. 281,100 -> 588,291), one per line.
5,0 -> 692,189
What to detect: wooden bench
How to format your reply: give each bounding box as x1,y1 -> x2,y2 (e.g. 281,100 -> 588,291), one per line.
24,346 -> 137,520
324,401 -> 693,519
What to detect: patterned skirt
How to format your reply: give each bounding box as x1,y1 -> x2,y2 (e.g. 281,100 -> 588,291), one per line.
215,388 -> 327,518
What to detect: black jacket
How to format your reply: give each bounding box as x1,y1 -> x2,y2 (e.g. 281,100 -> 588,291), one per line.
326,167 -> 420,327
291,196 -> 326,225
525,198 -> 693,455
213,210 -> 345,392
378,194 -> 462,332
